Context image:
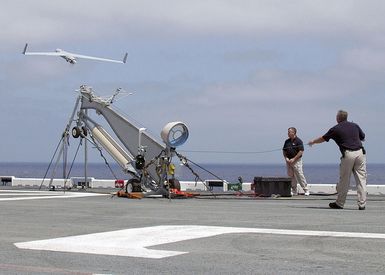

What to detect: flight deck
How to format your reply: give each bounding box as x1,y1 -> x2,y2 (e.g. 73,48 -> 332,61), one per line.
1,187 -> 385,275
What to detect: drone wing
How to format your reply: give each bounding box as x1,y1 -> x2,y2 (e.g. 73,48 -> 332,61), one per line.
22,43 -> 128,64
22,43 -> 63,56
70,52 -> 128,64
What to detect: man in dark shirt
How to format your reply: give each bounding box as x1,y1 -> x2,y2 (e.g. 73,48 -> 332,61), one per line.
308,110 -> 366,210
283,127 -> 309,196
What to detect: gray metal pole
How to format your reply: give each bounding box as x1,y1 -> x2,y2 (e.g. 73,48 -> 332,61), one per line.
63,133 -> 67,179
49,94 -> 81,189
84,109 -> 88,189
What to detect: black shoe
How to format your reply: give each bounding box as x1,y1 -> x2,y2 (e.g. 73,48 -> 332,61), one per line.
329,202 -> 343,209
359,206 -> 366,210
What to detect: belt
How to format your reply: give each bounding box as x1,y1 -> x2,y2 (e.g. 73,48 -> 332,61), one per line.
345,148 -> 362,152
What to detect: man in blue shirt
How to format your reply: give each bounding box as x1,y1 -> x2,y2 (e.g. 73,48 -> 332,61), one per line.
308,110 -> 366,210
283,127 -> 310,196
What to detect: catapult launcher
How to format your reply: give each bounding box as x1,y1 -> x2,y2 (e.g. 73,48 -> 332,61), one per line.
61,85 -> 189,196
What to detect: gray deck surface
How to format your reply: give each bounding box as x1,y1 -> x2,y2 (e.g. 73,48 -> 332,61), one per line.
1,187 -> 385,274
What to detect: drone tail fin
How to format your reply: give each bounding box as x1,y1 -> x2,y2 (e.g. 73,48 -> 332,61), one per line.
22,43 -> 28,55
123,53 -> 128,64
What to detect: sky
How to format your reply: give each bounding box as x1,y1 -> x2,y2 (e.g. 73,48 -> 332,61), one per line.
1,0 -> 385,165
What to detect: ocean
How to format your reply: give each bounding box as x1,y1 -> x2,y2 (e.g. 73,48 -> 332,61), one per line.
1,162 -> 385,185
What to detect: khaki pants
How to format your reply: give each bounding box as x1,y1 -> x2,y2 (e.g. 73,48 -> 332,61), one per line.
336,149 -> 367,208
286,158 -> 308,194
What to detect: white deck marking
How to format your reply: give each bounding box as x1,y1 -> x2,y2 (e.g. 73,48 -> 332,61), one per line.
14,225 -> 385,259
0,190 -> 107,201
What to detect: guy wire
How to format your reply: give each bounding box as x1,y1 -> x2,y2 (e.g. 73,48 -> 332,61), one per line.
179,144 -> 310,155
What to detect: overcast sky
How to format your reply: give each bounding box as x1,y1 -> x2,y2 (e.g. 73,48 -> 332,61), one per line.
1,0 -> 385,165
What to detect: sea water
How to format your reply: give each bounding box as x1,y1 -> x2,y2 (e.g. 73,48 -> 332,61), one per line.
0,162 -> 384,185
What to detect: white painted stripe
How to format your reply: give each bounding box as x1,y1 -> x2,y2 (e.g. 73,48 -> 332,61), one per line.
0,192 -> 63,196
14,225 -> 385,259
0,191 -> 107,201
0,190 -> 55,193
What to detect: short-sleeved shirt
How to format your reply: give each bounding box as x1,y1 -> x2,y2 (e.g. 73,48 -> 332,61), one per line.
283,137 -> 304,159
322,121 -> 365,153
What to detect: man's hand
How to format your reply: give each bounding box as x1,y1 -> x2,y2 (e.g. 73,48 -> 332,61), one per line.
286,158 -> 294,165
